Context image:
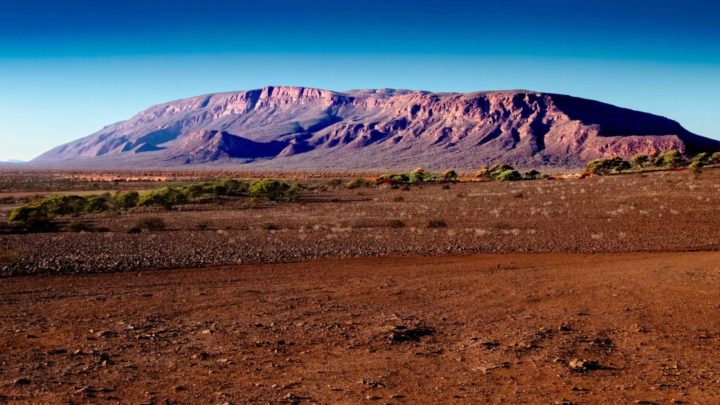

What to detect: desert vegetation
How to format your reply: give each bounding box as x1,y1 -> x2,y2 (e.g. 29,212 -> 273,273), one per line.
475,164 -> 546,182
585,149 -> 720,175
6,178 -> 300,230
375,168 -> 458,186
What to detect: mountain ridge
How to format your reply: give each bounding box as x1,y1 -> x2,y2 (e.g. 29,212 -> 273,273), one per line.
33,86 -> 720,170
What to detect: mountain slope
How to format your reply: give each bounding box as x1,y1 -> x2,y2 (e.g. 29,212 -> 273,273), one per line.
34,86 -> 720,170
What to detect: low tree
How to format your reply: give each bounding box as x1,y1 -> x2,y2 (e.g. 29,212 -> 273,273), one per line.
654,149 -> 687,168
113,191 -> 140,209
585,157 -> 632,175
631,154 -> 652,169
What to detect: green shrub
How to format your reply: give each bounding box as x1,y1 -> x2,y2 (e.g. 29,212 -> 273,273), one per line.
523,169 -> 543,180
219,179 -> 249,196
408,168 -> 426,183
137,187 -> 188,209
654,149 -> 687,168
113,191 -> 140,209
134,217 -> 166,231
488,164 -> 514,176
585,157 -> 632,175
631,154 -> 652,169
496,169 -> 522,181
9,206 -> 43,223
427,218 -> 447,228
484,164 -> 522,181
378,169 -> 457,185
711,152 -> 720,164
690,152 -> 711,167
249,179 -> 299,201
7,206 -> 55,232
39,195 -> 89,216
83,196 -> 109,213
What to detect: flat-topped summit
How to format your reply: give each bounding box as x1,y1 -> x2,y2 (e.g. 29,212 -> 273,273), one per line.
34,87 -> 719,170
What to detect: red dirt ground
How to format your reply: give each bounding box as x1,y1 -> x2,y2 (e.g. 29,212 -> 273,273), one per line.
2,252 -> 720,403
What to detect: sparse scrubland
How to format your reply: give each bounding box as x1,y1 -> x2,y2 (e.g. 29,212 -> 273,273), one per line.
2,161 -> 720,275
585,149 -> 720,175
2,160 -> 720,403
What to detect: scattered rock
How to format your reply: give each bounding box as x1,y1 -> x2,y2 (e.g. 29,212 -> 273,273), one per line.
388,325 -> 434,343
568,358 -> 601,372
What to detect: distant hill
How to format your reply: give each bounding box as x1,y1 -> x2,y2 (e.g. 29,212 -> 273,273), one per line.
33,86 -> 720,170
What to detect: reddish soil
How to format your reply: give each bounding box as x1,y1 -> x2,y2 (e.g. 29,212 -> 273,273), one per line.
2,252 -> 720,403
3,168 -> 720,275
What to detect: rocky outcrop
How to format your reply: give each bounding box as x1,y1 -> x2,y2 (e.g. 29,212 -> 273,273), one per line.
34,86 -> 719,170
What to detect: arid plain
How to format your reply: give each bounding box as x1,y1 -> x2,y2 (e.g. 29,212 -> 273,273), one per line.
1,168 -> 720,403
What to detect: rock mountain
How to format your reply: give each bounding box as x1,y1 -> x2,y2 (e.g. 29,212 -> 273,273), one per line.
34,86 -> 719,170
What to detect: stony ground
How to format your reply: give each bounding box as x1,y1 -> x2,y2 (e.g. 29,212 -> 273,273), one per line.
1,168 -> 720,403
2,168 -> 720,275
1,252 -> 720,403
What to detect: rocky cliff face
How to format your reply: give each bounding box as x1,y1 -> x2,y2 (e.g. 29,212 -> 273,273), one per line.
34,86 -> 719,170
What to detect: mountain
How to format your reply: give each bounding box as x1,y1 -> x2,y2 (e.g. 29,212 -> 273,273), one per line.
33,86 -> 720,170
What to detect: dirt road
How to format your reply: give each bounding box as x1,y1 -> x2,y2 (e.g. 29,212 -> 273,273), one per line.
2,252 -> 720,403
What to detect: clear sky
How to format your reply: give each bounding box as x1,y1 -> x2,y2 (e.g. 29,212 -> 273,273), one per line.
1,0 -> 719,161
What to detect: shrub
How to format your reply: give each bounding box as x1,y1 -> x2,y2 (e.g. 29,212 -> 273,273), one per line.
249,179 -> 299,201
711,152 -> 720,164
690,152 -> 711,167
523,170 -> 543,180
83,196 -> 109,213
134,217 -> 166,231
7,206 -> 55,232
219,179 -> 249,196
427,218 -> 447,228
442,170 -> 458,182
113,191 -> 140,209
377,169 -> 456,185
408,168 -> 426,183
585,157 -> 631,175
137,187 -> 188,209
488,164 -> 515,176
496,169 -> 522,182
631,154 -> 652,169
38,195 -> 89,216
388,219 -> 406,228
484,164 -> 522,181
654,149 -> 687,168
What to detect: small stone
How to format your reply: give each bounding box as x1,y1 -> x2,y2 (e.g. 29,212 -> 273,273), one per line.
568,358 -> 600,372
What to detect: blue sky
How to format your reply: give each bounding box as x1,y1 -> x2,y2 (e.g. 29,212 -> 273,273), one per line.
1,0 -> 719,161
